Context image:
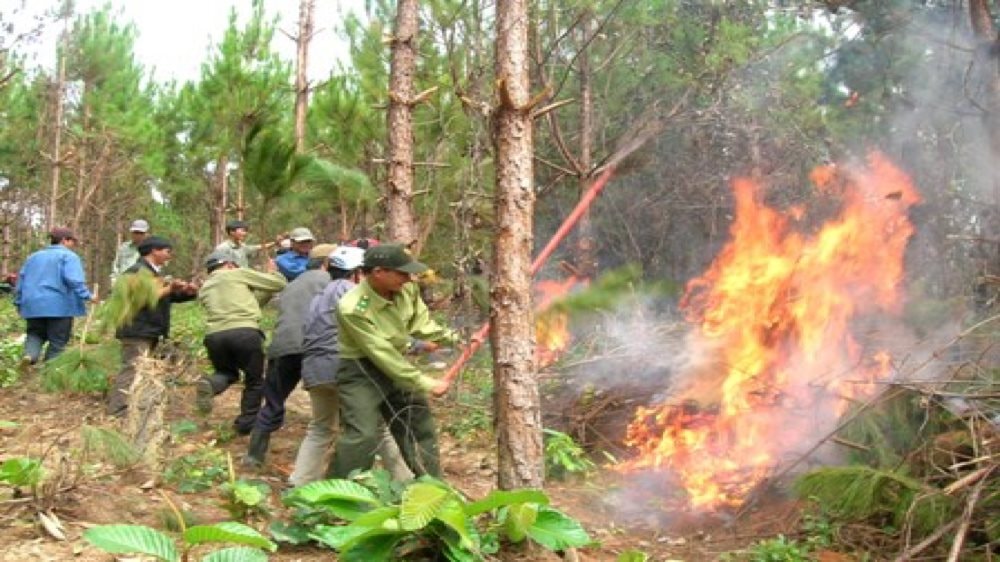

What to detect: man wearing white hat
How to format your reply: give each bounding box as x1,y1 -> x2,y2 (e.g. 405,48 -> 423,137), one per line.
110,219 -> 150,285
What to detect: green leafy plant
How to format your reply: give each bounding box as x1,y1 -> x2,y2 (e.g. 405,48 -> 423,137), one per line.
543,428 -> 596,480
219,452 -> 271,521
164,449 -> 228,493
0,457 -> 44,489
83,521 -> 276,562
0,338 -> 23,387
277,472 -> 592,561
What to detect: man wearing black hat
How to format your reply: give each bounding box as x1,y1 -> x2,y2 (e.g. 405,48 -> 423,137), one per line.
107,236 -> 198,416
15,228 -> 93,368
328,243 -> 461,479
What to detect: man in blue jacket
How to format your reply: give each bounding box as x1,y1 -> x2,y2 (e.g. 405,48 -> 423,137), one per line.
275,227 -> 314,281
14,227 -> 93,368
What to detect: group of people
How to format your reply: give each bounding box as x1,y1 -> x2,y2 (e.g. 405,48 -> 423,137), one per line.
14,218 -> 467,484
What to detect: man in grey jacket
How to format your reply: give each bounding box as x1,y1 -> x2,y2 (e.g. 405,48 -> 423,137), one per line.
244,243 -> 337,467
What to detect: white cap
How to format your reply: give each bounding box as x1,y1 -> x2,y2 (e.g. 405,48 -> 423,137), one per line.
129,219 -> 150,233
330,246 -> 365,271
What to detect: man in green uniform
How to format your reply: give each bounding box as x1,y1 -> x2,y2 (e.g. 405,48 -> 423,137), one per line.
196,250 -> 287,434
329,244 -> 461,479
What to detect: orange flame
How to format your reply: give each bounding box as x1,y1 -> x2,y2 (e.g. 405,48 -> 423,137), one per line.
621,152 -> 920,509
535,277 -> 581,367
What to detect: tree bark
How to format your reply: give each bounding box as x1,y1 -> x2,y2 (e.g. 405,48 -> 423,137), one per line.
969,0 -> 1000,205
293,0 -> 314,154
212,154 -> 229,246
493,0 -> 544,489
47,30 -> 68,230
385,0 -> 419,245
574,14 -> 597,279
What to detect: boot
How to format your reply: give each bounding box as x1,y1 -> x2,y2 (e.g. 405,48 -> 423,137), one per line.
244,429 -> 270,468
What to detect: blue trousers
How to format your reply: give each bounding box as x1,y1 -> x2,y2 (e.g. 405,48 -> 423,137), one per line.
24,317 -> 74,362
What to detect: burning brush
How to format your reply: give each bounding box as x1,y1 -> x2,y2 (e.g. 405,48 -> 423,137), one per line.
619,152 -> 921,511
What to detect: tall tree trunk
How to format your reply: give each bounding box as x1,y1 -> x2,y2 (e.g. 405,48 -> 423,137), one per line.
574,15 -> 597,279
385,0 -> 419,245
493,0 -> 544,489
969,0 -> 1000,205
47,30 -> 68,230
294,0 -> 314,154
212,154 -> 229,246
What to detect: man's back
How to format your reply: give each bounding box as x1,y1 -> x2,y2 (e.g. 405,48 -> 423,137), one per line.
16,245 -> 89,318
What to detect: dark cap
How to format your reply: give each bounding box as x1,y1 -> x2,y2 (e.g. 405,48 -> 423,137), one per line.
205,249 -> 237,270
225,219 -> 249,232
50,227 -> 76,241
363,243 -> 427,274
137,236 -> 172,256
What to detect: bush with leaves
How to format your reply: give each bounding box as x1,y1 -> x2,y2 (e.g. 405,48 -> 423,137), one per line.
544,428 -> 596,480
83,521 -> 276,562
273,470 -> 592,561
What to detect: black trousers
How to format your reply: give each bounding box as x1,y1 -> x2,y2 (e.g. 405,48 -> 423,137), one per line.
203,328 -> 265,432
255,353 -> 303,433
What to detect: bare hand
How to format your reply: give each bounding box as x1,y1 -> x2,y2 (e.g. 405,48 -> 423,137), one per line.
265,259 -> 278,273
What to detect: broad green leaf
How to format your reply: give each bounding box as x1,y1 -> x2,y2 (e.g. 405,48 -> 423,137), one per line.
83,525 -> 179,562
434,498 -> 477,550
399,482 -> 451,531
503,502 -> 538,543
340,531 -> 405,562
352,505 -> 401,527
525,507 -> 592,551
439,527 -> 480,562
200,546 -> 269,562
287,479 -> 381,506
183,522 -> 276,551
308,524 -> 371,550
0,457 -> 43,487
233,483 -> 265,506
267,521 -> 312,545
465,489 -> 550,516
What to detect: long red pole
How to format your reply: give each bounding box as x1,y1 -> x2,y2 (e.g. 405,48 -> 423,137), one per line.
434,166 -> 617,394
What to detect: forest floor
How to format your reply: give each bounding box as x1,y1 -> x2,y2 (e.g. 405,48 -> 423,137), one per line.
0,362 -> 824,562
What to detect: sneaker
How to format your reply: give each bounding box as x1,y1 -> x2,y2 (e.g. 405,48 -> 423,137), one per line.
195,379 -> 214,414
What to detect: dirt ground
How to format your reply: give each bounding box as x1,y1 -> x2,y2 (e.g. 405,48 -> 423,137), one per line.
0,369 -> 801,562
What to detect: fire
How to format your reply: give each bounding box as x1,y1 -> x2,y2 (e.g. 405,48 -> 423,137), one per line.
621,152 -> 920,509
535,277 -> 581,367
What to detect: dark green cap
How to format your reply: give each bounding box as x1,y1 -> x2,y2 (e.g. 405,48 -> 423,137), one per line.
364,243 -> 428,274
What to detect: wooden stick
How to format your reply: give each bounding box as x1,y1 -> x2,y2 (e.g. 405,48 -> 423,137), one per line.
437,166 -> 618,390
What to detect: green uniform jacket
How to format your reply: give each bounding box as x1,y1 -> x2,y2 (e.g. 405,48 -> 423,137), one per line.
214,239 -> 263,269
198,268 -> 286,334
337,279 -> 459,392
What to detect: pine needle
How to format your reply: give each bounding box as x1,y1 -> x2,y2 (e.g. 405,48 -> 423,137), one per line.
99,270 -> 162,333
81,425 -> 142,468
795,465 -> 956,535
39,343 -> 119,394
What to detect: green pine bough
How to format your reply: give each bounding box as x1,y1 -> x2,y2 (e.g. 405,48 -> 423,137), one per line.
274,470 -> 593,561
